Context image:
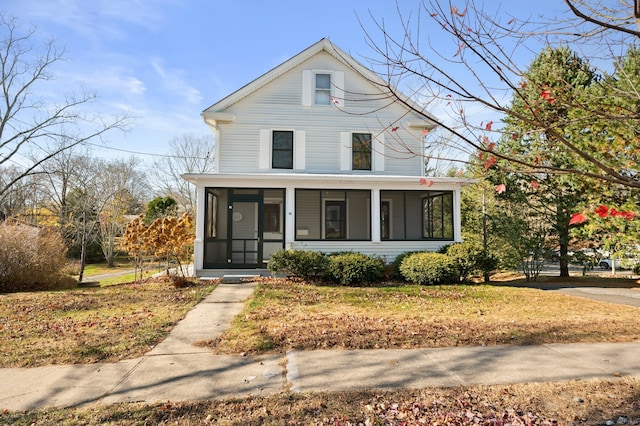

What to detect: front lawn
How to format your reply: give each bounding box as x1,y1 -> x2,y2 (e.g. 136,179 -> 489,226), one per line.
3,378 -> 639,425
205,278 -> 640,354
0,277 -> 217,367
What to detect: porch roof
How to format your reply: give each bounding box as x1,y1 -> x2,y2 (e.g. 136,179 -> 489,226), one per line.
182,172 -> 474,188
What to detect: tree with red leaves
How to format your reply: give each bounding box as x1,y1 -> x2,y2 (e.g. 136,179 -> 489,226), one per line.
359,0 -> 640,188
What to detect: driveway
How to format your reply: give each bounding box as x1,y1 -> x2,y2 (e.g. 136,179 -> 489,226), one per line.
551,286 -> 640,308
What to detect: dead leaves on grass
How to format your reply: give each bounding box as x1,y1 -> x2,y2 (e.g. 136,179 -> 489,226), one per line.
211,279 -> 640,355
6,379 -> 638,425
0,280 -> 215,367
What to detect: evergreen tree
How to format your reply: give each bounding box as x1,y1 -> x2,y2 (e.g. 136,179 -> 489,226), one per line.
492,46 -> 598,277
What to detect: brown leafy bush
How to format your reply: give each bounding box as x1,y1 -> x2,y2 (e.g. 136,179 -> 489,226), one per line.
122,213 -> 194,279
0,222 -> 74,292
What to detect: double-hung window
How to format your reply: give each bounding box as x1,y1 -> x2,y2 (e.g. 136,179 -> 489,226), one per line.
315,73 -> 331,105
302,70 -> 343,107
272,130 -> 293,169
352,133 -> 372,170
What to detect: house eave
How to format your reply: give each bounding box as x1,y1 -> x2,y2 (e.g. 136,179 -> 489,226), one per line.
182,172 -> 474,187
407,120 -> 438,131
201,112 -> 236,127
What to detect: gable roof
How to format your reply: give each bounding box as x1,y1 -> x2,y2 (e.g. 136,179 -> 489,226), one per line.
202,38 -> 437,129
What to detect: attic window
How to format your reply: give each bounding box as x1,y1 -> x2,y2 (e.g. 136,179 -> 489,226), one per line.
302,70 -> 344,107
315,73 -> 331,105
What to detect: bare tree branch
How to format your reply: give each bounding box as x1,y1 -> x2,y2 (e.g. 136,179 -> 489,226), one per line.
0,14 -> 130,205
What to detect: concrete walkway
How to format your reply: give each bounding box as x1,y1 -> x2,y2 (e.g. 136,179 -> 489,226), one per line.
1,283 -> 640,412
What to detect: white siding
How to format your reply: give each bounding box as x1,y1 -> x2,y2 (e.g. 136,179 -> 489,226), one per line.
287,241 -> 448,263
373,133 -> 385,172
333,71 -> 344,108
294,130 -> 306,170
259,129 -> 270,170
340,131 -> 351,171
215,51 -> 425,176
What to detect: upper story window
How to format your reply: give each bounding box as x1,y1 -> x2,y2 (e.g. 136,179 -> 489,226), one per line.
302,70 -> 344,108
272,130 -> 293,169
315,73 -> 331,105
260,129 -> 305,171
352,133 -> 372,170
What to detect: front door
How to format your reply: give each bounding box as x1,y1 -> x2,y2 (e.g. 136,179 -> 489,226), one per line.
229,194 -> 263,268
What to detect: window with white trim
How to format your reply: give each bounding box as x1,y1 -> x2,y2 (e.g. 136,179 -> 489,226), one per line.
272,130 -> 293,169
259,129 -> 306,170
302,70 -> 344,107
352,133 -> 372,170
315,73 -> 331,105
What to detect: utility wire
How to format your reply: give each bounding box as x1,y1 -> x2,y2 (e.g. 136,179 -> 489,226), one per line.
85,142 -> 210,160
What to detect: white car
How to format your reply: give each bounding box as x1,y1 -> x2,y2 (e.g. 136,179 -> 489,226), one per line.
598,257 -> 638,270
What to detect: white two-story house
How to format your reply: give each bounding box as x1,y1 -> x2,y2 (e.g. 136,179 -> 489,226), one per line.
183,38 -> 468,275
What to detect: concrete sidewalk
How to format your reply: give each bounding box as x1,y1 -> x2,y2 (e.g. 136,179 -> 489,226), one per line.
1,282 -> 640,412
0,282 -> 284,411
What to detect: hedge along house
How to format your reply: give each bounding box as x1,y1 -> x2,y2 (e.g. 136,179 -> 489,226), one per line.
183,38 -> 469,276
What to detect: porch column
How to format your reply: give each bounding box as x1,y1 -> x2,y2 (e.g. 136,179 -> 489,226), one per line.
285,186 -> 295,248
454,188 -> 462,242
193,184 -> 205,275
371,188 -> 381,242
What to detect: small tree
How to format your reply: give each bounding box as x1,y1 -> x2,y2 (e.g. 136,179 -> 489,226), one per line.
144,196 -> 178,225
122,213 -> 194,279
494,209 -> 551,282
121,215 -> 151,280
147,214 -> 194,276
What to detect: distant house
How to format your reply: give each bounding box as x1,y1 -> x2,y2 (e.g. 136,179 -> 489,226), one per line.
183,38 -> 468,275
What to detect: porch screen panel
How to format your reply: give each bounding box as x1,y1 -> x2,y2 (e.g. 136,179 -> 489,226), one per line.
380,190 -> 454,241
346,190 -> 370,239
263,189 -> 285,259
381,191 -> 406,240
443,192 -> 454,239
295,189 -> 371,241
405,192 -> 423,239
424,192 -> 454,240
295,189 -> 321,240
263,242 -> 283,262
204,188 -> 228,266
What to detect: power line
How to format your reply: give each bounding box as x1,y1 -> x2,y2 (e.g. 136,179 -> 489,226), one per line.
85,142 -> 210,160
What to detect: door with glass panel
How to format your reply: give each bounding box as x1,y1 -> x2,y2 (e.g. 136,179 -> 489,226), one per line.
230,195 -> 261,267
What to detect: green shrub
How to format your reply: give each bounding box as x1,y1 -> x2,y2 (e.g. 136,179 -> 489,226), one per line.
0,223 -> 74,292
399,252 -> 457,285
445,241 -> 498,282
391,251 -> 423,280
267,249 -> 327,279
326,252 -> 384,285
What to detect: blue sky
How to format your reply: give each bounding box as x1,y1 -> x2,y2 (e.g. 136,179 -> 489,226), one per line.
3,0 -> 566,167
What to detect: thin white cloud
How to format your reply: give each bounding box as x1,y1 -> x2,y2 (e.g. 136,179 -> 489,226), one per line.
8,0 -> 179,40
151,58 -> 203,105
59,65 -> 147,97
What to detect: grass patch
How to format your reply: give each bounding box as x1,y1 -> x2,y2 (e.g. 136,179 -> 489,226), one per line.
80,262 -> 133,276
95,272 -> 168,287
0,277 -> 217,367
207,278 -> 640,355
3,378 -> 639,425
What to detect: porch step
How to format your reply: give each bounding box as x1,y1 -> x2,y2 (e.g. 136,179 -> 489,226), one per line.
197,269 -> 271,279
221,274 -> 260,284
